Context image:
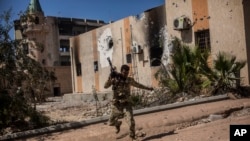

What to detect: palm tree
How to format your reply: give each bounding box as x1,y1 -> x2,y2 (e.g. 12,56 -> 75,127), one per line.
156,38 -> 211,95
210,52 -> 246,94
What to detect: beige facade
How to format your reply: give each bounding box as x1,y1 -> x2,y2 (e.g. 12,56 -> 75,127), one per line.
166,0 -> 250,85
71,0 -> 250,94
46,66 -> 72,96
70,6 -> 167,93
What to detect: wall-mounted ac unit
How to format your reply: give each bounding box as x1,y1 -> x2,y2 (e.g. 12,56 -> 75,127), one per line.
173,16 -> 191,30
132,45 -> 142,54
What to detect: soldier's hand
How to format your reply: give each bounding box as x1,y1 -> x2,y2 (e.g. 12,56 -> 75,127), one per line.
110,71 -> 117,78
108,77 -> 116,84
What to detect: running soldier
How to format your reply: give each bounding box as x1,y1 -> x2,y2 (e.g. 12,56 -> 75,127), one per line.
104,64 -> 153,140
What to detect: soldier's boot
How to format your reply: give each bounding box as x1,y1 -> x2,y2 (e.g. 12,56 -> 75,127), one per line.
130,136 -> 138,141
136,131 -> 146,137
115,121 -> 122,134
130,132 -> 138,141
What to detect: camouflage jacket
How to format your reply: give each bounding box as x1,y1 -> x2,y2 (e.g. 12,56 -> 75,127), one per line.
104,76 -> 151,102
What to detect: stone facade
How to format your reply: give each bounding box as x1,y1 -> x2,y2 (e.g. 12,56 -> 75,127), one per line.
14,0 -> 106,95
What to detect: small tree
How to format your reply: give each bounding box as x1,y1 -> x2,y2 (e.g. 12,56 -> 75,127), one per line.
0,9 -> 55,134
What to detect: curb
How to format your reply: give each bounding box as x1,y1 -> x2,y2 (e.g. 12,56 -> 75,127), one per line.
0,94 -> 229,140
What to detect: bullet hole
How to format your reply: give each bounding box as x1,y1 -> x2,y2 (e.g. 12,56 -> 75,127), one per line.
108,39 -> 113,49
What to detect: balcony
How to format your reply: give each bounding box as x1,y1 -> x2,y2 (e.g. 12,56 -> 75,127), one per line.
60,51 -> 70,56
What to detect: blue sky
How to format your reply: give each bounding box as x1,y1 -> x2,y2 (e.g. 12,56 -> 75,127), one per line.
0,0 -> 164,38
0,0 -> 164,23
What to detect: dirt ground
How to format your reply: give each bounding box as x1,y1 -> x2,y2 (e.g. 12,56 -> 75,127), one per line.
21,98 -> 250,141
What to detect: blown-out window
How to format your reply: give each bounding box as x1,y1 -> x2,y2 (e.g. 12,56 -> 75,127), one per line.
150,47 -> 163,66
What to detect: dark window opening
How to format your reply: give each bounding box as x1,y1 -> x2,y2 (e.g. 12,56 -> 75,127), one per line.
94,61 -> 98,72
72,25 -> 86,35
195,29 -> 211,50
60,56 -> 71,66
58,25 -> 73,35
53,86 -> 61,96
35,17 -> 39,24
42,59 -> 46,65
61,62 -> 71,66
76,63 -> 82,76
60,40 -> 70,52
126,54 -> 132,64
150,47 -> 163,66
60,46 -> 69,52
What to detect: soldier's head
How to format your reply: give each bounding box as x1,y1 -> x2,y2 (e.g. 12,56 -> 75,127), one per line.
121,64 -> 130,77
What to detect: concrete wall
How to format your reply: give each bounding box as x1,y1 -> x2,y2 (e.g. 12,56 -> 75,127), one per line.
70,5 -> 166,94
208,0 -> 249,84
243,0 -> 250,83
46,66 -> 72,96
45,17 -> 60,66
166,0 -> 194,45
59,0 -> 250,95
54,66 -> 72,94
16,16 -> 60,67
166,0 -> 249,85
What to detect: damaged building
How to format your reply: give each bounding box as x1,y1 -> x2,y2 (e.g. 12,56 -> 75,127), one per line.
70,0 -> 250,94
13,0 -> 250,96
70,5 -> 167,94
14,0 -> 107,96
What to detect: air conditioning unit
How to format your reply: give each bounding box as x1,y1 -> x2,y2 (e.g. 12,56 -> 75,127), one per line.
173,16 -> 191,30
132,45 -> 142,54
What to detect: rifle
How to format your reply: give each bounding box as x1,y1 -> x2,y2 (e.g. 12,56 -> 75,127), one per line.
107,57 -> 121,90
107,57 -> 118,78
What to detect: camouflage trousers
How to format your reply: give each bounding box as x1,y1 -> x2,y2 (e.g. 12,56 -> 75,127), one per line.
108,101 -> 135,138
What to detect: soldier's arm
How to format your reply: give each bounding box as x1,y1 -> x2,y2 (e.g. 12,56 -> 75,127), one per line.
129,78 -> 153,91
104,78 -> 112,89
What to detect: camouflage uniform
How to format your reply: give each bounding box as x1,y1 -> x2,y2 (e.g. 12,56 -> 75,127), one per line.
104,75 -> 152,139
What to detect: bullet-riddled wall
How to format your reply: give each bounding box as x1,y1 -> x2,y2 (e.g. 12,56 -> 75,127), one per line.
70,5 -> 167,93
166,0 -> 250,85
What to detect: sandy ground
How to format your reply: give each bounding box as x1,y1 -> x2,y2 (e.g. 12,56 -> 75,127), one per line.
20,98 -> 250,141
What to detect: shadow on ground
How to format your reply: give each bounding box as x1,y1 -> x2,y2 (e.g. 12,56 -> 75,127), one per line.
142,130 -> 176,141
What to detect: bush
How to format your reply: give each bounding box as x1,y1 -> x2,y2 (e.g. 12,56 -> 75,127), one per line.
0,90 -> 50,135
